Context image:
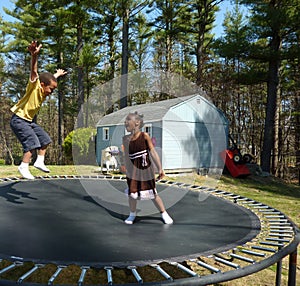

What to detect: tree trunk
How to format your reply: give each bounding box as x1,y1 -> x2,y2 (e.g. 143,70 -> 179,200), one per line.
273,86 -> 281,175
77,23 -> 85,128
295,91 -> 300,184
261,34 -> 281,173
57,51 -> 64,164
120,7 -> 129,109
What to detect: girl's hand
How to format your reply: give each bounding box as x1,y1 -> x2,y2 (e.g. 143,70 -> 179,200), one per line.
157,170 -> 165,180
28,41 -> 42,55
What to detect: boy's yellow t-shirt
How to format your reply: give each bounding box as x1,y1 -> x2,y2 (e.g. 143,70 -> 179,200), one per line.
10,78 -> 46,122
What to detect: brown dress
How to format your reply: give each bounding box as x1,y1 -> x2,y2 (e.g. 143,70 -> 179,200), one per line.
122,132 -> 157,200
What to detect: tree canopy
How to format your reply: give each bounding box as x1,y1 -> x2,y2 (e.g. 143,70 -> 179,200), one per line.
0,0 -> 299,179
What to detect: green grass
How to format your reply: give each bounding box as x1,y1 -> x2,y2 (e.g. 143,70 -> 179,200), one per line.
216,175 -> 300,226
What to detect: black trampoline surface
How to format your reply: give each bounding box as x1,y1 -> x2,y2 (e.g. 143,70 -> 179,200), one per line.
0,178 -> 260,267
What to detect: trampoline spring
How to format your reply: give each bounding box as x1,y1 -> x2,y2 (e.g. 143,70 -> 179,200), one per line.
220,192 -> 234,197
127,266 -> 143,284
190,185 -> 205,190
223,194 -> 240,200
230,253 -> 255,264
269,219 -> 288,223
270,229 -> 293,234
78,266 -> 90,286
181,183 -> 192,188
265,215 -> 285,219
104,266 -> 113,285
269,233 -> 293,238
48,265 -> 66,285
206,189 -> 218,193
266,237 -> 290,243
151,264 -> 173,281
4,177 -> 14,181
252,245 -> 276,253
270,226 -> 293,230
215,190 -> 227,195
248,203 -> 263,207
269,222 -> 290,226
192,259 -> 220,273
230,195 -> 240,199
236,197 -> 248,201
169,262 -> 198,277
214,257 -> 240,269
240,200 -> 255,204
0,261 -> 23,275
240,249 -> 266,257
262,211 -> 281,215
259,209 -> 277,213
256,206 -> 271,209
17,264 -> 44,284
259,241 -> 284,248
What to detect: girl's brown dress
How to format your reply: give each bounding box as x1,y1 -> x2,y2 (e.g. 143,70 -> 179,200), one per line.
122,132 -> 157,200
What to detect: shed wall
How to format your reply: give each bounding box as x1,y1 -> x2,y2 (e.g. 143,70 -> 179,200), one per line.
161,96 -> 228,170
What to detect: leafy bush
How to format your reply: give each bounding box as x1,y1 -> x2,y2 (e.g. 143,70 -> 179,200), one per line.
63,127 -> 96,164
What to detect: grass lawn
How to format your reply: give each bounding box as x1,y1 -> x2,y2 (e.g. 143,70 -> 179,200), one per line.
0,165 -> 299,286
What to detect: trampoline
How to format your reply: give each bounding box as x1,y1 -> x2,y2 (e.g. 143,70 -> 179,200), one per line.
0,175 -> 298,286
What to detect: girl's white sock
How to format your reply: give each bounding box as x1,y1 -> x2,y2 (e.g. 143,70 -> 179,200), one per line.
125,212 -> 136,224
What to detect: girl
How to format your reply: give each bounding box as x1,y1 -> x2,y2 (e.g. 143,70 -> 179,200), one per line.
122,112 -> 173,225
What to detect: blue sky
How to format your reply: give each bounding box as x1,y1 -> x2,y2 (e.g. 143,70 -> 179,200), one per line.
0,0 -> 14,19
0,0 -> 231,37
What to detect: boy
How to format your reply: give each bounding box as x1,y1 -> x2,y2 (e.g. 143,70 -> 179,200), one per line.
10,41 -> 67,179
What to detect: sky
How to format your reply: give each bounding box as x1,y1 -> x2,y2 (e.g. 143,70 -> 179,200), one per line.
0,0 -> 231,37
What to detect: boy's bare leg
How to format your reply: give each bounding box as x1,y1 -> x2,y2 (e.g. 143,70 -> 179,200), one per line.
22,150 -> 33,163
37,146 -> 47,156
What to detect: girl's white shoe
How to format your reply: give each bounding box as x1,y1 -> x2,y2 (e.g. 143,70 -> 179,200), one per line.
162,211 -> 173,224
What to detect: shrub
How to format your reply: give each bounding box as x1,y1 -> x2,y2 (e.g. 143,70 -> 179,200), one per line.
63,128 -> 96,164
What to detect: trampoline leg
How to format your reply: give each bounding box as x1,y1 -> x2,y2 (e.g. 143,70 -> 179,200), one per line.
275,259 -> 282,286
288,249 -> 298,286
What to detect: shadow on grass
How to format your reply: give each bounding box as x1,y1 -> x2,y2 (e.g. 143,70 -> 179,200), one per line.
220,174 -> 300,199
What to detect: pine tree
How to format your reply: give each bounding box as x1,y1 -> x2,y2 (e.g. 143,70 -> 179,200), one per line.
241,0 -> 300,173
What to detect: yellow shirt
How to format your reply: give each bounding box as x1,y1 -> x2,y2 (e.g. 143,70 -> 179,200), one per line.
10,78 -> 46,122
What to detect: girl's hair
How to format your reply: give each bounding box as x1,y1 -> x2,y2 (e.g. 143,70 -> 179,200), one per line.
39,72 -> 57,86
130,111 -> 144,128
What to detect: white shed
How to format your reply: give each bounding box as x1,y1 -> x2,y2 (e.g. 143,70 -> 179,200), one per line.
96,94 -> 229,173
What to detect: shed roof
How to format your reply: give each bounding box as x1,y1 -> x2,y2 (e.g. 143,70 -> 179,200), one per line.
96,94 -> 219,127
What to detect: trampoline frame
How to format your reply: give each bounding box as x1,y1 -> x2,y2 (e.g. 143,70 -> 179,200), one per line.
0,174 -> 298,286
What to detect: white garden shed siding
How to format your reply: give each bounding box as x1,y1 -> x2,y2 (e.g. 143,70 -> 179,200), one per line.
96,94 -> 229,172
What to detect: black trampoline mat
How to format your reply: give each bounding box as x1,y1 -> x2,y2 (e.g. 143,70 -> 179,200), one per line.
0,178 -> 260,266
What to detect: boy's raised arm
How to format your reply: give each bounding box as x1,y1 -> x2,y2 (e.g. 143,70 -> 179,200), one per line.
53,68 -> 67,79
27,41 -> 42,81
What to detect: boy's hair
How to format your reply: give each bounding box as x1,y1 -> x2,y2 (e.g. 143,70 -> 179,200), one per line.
130,111 -> 144,128
39,72 -> 57,86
